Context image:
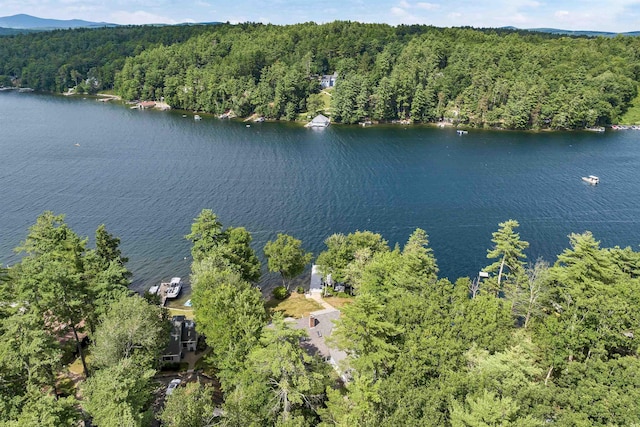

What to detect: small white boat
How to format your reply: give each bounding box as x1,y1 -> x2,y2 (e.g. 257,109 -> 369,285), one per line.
457,129 -> 468,135
165,277 -> 183,299
582,175 -> 599,185
194,115 -> 202,120
148,285 -> 160,295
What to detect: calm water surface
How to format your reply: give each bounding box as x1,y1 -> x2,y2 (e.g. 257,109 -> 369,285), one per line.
2,91 -> 640,292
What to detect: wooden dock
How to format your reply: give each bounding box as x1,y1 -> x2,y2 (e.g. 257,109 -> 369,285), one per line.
154,281 -> 171,306
150,277 -> 184,306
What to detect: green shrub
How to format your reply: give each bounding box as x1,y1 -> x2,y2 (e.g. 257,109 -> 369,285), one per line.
324,287 -> 336,296
272,286 -> 289,300
296,286 -> 305,294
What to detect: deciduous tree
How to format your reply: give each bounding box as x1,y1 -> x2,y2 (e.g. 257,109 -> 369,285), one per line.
7,388 -> 80,427
193,279 -> 266,389
160,382 -> 218,427
316,231 -> 389,283
264,234 -> 312,291
90,294 -> 169,369
81,358 -> 156,427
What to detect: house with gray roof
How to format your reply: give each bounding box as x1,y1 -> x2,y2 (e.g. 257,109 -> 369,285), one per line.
320,72 -> 338,88
292,305 -> 349,381
161,315 -> 197,364
306,114 -> 331,128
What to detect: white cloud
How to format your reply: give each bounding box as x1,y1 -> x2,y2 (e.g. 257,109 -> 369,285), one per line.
391,7 -> 408,17
554,10 -> 570,18
510,13 -> 530,24
515,0 -> 542,7
109,10 -> 178,25
396,1 -> 440,11
416,2 -> 440,10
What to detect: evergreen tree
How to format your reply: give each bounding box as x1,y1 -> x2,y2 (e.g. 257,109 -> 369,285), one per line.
485,219 -> 529,295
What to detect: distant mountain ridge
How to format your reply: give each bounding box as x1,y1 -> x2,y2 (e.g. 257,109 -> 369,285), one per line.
501,26 -> 640,37
0,14 -> 116,29
0,14 -> 636,37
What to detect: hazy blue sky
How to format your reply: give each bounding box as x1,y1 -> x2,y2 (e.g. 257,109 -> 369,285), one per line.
2,0 -> 639,32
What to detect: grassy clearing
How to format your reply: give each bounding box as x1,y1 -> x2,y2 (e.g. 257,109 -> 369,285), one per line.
319,89 -> 332,111
323,296 -> 355,309
265,292 -> 323,318
620,90 -> 640,124
297,88 -> 334,122
164,294 -> 191,308
168,307 -> 194,320
67,358 -> 84,375
67,351 -> 91,376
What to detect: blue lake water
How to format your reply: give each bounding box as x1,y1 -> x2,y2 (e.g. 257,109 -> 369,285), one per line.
1,91 -> 640,292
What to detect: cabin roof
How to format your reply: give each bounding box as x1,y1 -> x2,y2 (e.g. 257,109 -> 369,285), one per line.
311,114 -> 330,124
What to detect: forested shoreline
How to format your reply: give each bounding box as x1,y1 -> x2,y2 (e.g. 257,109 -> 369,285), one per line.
1,22 -> 640,129
2,211 -> 640,426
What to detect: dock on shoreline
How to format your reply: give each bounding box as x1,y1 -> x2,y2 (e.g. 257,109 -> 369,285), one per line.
150,281 -> 172,306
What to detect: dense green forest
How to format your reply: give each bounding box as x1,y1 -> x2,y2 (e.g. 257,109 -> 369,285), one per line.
0,24 -> 214,92
114,22 -> 640,129
2,211 -> 640,426
1,21 -> 640,129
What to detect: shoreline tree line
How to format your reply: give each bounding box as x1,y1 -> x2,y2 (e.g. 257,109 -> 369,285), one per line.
1,22 -> 640,129
2,211 -> 640,425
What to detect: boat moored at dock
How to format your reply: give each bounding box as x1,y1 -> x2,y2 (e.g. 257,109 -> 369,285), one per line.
165,277 -> 183,299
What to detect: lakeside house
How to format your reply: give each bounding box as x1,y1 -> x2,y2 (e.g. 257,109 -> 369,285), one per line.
287,266 -> 350,381
294,309 -> 347,369
136,101 -> 156,109
320,72 -> 338,88
306,114 -> 330,128
161,315 -> 197,364
291,307 -> 349,382
310,264 -> 351,296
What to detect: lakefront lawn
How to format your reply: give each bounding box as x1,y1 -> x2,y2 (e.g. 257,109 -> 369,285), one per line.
265,292 -> 323,318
